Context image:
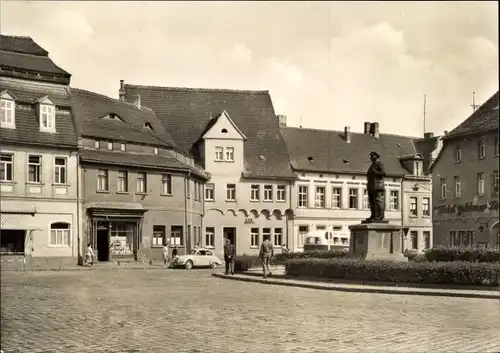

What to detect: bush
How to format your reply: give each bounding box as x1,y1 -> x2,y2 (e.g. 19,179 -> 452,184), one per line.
425,246 -> 500,263
403,250 -> 427,263
274,250 -> 352,263
285,258 -> 500,286
233,255 -> 282,272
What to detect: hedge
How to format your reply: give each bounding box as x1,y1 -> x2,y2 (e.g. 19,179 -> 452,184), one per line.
424,246 -> 499,263
285,258 -> 500,286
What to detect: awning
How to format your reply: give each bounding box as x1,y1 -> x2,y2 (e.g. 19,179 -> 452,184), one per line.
0,213 -> 42,230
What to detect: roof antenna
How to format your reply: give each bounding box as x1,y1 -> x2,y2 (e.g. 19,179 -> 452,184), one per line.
299,115 -> 302,128
470,92 -> 480,113
423,94 -> 427,137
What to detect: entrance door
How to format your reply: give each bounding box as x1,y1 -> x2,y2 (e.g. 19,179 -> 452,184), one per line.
97,228 -> 110,262
223,227 -> 236,253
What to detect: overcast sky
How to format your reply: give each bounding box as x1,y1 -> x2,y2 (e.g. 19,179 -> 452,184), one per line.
1,1 -> 498,137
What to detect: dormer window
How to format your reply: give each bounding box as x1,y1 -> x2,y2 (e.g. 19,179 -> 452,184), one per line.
154,147 -> 159,155
414,161 -> 423,176
144,122 -> 154,131
35,96 -> 56,133
94,141 -> 100,149
0,91 -> 16,129
107,142 -> 113,151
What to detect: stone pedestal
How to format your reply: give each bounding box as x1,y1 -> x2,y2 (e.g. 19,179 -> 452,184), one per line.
348,223 -> 407,262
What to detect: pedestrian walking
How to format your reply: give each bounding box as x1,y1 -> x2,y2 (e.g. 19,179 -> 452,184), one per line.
172,245 -> 179,260
259,235 -> 274,278
223,238 -> 235,275
162,243 -> 169,265
85,243 -> 95,266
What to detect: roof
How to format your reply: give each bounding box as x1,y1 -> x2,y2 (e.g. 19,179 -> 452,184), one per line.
0,35 -> 49,56
280,127 -> 418,176
70,88 -> 179,149
79,149 -> 207,179
0,80 -> 78,149
123,84 -> 295,179
444,91 -> 499,140
413,135 -> 440,172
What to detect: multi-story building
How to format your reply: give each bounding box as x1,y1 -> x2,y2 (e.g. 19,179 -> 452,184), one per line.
71,87 -> 207,262
121,83 -> 296,257
0,35 -> 80,264
280,121 -> 435,252
430,91 -> 499,248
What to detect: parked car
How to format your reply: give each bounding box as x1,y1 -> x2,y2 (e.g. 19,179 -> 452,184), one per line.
171,248 -> 223,269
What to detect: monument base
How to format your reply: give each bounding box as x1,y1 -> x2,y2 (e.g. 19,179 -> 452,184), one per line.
348,223 -> 407,262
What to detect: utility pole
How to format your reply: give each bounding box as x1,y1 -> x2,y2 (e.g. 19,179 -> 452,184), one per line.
423,94 -> 427,136
470,92 -> 480,113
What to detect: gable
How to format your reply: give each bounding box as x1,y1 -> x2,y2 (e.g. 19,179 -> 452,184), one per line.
203,111 -> 246,140
33,95 -> 55,106
0,90 -> 15,100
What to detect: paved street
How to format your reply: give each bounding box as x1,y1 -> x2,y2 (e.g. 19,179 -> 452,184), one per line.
1,269 -> 500,353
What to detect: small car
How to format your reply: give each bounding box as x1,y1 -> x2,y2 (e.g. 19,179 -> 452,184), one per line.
171,248 -> 223,269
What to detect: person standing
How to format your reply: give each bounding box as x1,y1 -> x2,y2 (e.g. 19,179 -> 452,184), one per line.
162,243 -> 169,265
259,236 -> 274,279
85,243 -> 95,266
172,245 -> 178,259
223,238 -> 235,275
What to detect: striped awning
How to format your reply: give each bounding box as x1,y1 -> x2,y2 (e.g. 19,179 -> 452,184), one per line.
1,213 -> 42,230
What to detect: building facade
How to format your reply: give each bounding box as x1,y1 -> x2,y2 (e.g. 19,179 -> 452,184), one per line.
281,121 -> 435,253
122,84 -> 296,257
431,91 -> 499,248
0,35 -> 80,263
71,88 -> 207,262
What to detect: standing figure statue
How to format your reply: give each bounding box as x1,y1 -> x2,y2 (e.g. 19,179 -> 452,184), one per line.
365,151 -> 387,222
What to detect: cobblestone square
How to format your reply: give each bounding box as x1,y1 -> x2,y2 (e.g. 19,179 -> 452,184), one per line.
1,269 -> 500,353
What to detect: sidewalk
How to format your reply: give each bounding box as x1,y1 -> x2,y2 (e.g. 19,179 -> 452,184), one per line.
213,266 -> 499,300
0,261 -> 172,272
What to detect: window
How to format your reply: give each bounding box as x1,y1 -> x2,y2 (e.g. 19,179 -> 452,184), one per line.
136,172 -> 147,193
440,178 -> 447,199
40,104 -> 55,131
477,138 -> 485,159
492,170 -> 499,196
454,176 -> 461,197
28,155 -> 41,183
495,135 -> 499,156
341,237 -> 348,245
0,154 -> 13,182
423,231 -> 431,249
186,180 -> 191,198
50,222 -> 70,246
316,225 -> 326,230
160,174 -> 172,195
277,185 -> 286,202
262,228 -> 271,242
409,197 -> 417,217
422,197 -> 430,217
414,161 -> 422,176
273,228 -> 283,247
205,227 -> 215,247
152,225 -> 166,246
315,186 -> 325,208
53,158 -> 67,185
348,188 -> 358,209
194,181 -> 199,201
363,189 -> 370,210
410,231 -> 418,250
97,169 -> 108,191
226,184 -> 236,201
171,226 -> 184,246
197,182 -> 202,202
215,147 -> 224,161
332,187 -> 341,208
454,145 -> 461,163
94,141 -> 100,149
389,190 -> 399,211
117,171 -> 128,192
250,184 -> 260,201
477,173 -> 485,196
264,185 -> 273,201
194,226 -> 202,246
449,231 -> 457,246
154,147 -> 159,155
298,186 -> 308,208
120,143 -> 126,152
0,98 -> 15,127
107,142 -> 113,150
298,226 -> 309,248
225,147 -> 234,162
205,183 -> 214,201
250,228 -> 259,247
465,231 -> 474,247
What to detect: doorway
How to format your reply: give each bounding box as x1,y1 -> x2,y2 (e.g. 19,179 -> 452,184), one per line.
223,227 -> 236,252
97,228 -> 110,262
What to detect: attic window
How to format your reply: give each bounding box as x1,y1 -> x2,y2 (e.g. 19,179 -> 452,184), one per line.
221,128 -> 228,133
0,94 -> 15,129
103,113 -> 123,121
39,103 -> 55,133
259,155 -> 266,161
144,122 -> 154,131
307,156 -> 314,162
397,143 -> 403,147
343,159 -> 349,164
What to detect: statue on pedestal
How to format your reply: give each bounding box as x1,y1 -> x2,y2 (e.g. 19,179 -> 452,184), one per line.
364,151 -> 387,223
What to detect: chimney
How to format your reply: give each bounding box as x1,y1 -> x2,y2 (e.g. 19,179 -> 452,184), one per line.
424,132 -> 434,139
364,121 -> 371,134
344,126 -> 351,143
119,80 -> 126,101
134,94 -> 141,109
277,114 -> 287,128
444,130 -> 449,135
370,122 -> 380,139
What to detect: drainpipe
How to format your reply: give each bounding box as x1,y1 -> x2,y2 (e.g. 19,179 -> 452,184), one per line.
288,181 -> 292,251
184,171 -> 191,253
76,150 -> 82,265
400,175 -> 405,253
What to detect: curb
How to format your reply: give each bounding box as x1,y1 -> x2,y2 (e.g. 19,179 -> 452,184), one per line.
212,273 -> 500,300
1,266 -> 172,272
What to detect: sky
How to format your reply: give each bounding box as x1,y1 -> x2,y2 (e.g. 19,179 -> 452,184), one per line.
1,1 -> 498,137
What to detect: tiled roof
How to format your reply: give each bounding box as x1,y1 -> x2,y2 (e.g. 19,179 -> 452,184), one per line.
0,80 -> 78,149
123,84 -> 295,179
70,88 -> 179,149
0,35 -> 48,56
280,127 -> 418,176
444,91 -> 499,140
80,150 -> 207,179
0,50 -> 70,77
